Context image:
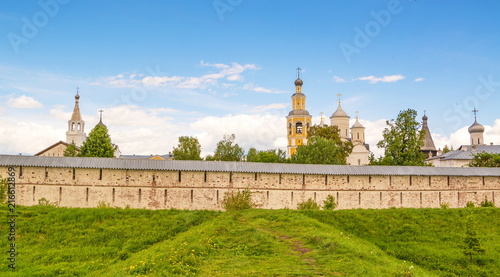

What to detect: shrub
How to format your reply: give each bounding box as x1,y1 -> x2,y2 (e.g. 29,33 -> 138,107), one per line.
0,177 -> 7,203
323,194 -> 337,210
440,202 -> 449,209
466,201 -> 475,208
221,189 -> 255,211
37,197 -> 58,207
480,197 -> 495,207
97,201 -> 111,208
297,198 -> 320,210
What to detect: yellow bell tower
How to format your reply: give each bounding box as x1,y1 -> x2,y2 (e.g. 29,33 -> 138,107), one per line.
286,67 -> 312,157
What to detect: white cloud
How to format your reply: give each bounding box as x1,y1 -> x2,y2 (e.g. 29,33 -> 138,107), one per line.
357,74 -> 406,84
93,61 -> 258,90
333,76 -> 347,83
252,103 -> 288,112
414,77 -> 425,82
7,95 -> 44,108
243,83 -> 288,94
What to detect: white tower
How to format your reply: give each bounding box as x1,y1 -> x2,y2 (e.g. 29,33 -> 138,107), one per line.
66,89 -> 86,146
330,94 -> 350,141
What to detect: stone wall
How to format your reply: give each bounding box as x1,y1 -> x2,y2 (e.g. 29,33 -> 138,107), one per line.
2,166 -> 499,210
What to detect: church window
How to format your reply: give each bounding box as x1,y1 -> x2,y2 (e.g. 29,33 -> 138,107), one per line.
72,123 -> 75,131
296,122 -> 303,134
357,133 -> 359,140
77,123 -> 81,131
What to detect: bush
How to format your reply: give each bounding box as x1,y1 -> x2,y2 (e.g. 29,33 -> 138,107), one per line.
480,197 -> 495,207
466,201 -> 475,208
323,194 -> 337,210
440,202 -> 449,209
37,197 -> 58,207
97,201 -> 111,208
0,177 -> 7,203
221,189 -> 255,211
297,198 -> 320,210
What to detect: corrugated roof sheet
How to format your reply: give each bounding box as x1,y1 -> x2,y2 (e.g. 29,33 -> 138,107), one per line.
1,155 -> 499,176
428,145 -> 500,161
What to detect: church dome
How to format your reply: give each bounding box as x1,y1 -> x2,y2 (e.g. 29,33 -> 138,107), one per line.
331,104 -> 349,117
351,118 -> 364,128
422,114 -> 428,121
75,93 -> 80,100
294,78 -> 303,86
468,120 -> 485,133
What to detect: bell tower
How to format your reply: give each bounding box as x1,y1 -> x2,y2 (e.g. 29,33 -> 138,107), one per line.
66,88 -> 86,146
286,67 -> 312,157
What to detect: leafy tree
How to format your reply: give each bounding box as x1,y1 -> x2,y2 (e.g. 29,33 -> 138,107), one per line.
291,137 -> 348,165
297,198 -> 321,210
204,154 -> 215,161
370,109 -> 427,166
246,148 -> 287,163
172,136 -> 202,160
212,134 -> 244,161
462,215 -> 485,262
290,124 -> 353,165
221,189 -> 255,211
63,141 -> 79,157
469,152 -> 500,167
323,195 -> 337,210
442,145 -> 451,154
78,123 -> 115,158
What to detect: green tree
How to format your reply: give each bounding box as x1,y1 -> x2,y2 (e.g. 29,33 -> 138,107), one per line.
78,123 -> 115,158
63,142 -> 79,157
172,136 -> 202,160
212,134 -> 244,161
462,215 -> 485,262
291,137 -> 348,165
246,148 -> 287,163
442,145 -> 451,154
371,109 -> 427,166
469,152 -> 500,167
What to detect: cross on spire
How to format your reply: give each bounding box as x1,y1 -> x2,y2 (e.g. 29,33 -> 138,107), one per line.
99,109 -> 104,123
337,93 -> 342,104
296,67 -> 301,79
472,107 -> 479,120
355,110 -> 359,119
76,87 -> 79,94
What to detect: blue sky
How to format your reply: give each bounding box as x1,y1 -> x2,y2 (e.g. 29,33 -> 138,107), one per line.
1,0 -> 500,157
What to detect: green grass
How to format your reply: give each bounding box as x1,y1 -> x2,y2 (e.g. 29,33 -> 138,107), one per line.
1,206 -> 499,276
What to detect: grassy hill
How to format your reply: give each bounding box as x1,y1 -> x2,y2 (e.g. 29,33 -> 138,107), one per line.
1,206 -> 498,276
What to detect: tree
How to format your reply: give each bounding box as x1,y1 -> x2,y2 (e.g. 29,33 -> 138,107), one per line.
63,142 -> 79,157
370,109 -> 427,166
291,137 -> 348,165
297,198 -> 321,210
78,123 -> 115,158
442,145 -> 451,154
246,148 -> 287,163
290,124 -> 352,165
462,215 -> 485,262
212,134 -> 244,161
469,152 -> 500,167
172,136 -> 202,160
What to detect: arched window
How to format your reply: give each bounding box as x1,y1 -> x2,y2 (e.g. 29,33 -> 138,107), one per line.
77,123 -> 81,131
72,123 -> 75,131
296,122 -> 303,134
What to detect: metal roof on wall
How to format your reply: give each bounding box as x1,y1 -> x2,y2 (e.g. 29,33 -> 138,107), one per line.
1,155 -> 500,176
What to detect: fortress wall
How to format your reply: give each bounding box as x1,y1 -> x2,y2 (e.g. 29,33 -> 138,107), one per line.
1,166 -> 499,210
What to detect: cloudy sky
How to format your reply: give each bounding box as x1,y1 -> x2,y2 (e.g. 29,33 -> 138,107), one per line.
1,0 -> 500,158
